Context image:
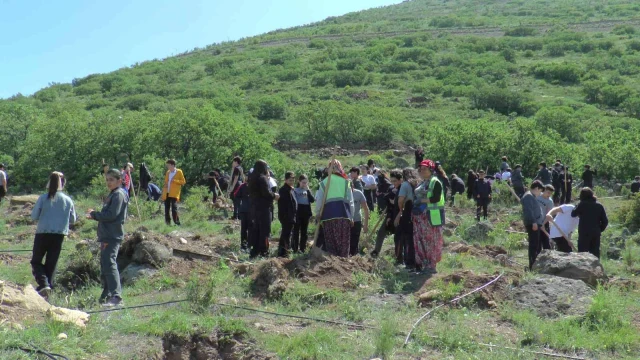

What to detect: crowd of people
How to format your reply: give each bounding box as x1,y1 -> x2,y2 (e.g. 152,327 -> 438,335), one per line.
6,150 -> 635,307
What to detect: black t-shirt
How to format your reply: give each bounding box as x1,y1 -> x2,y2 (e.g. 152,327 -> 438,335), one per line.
232,166 -> 245,188
208,171 -> 216,188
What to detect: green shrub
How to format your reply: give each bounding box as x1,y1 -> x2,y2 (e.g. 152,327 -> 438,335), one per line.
470,85 -> 534,115
613,25 -> 636,35
615,194 -> 640,233
504,26 -> 537,37
531,63 -> 584,84
255,96 -> 287,120
332,70 -> 368,87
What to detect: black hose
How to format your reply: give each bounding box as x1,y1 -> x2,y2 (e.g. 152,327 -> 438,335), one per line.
19,347 -> 70,360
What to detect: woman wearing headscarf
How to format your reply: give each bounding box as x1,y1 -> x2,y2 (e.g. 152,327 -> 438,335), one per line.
315,159 -> 355,257
248,160 -> 280,258
412,160 -> 445,273
375,169 -> 393,214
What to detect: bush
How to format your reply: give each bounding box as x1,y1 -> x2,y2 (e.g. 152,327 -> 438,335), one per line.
545,42 -> 566,57
612,25 -> 636,35
504,26 -> 537,37
332,70 -> 367,87
470,85 -> 533,115
117,94 -> 154,111
627,40 -> 640,52
256,96 -> 287,120
336,58 -> 363,70
622,97 -> 640,118
616,194 -> 640,233
531,63 -> 584,84
429,16 -> 460,28
601,85 -> 633,107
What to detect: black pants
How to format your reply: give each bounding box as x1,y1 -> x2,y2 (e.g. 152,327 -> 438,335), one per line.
552,186 -> 561,205
278,220 -> 294,257
315,225 -> 325,250
476,198 -> 490,220
292,214 -> 310,253
364,189 -> 375,211
377,195 -> 387,214
239,212 -> 249,250
0,187 -> 5,203
584,181 -> 593,189
552,236 -> 572,253
561,187 -> 572,204
539,223 -> 551,251
164,197 -> 180,225
31,233 -> 64,290
250,210 -> 271,258
526,224 -> 541,270
578,232 -> 601,259
232,197 -> 241,220
513,185 -> 525,199
350,221 -> 363,256
373,221 -> 390,256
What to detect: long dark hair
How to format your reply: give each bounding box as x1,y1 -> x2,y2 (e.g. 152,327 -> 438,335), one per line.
579,187 -> 595,201
47,172 -> 61,199
249,160 -> 269,192
402,167 -> 420,188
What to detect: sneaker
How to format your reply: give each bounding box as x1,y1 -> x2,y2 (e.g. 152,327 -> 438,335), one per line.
37,286 -> 52,298
101,296 -> 124,308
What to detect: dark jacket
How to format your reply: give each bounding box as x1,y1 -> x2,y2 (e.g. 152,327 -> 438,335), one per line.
631,181 -> 640,194
236,183 -> 251,213
147,183 -> 161,201
473,178 -> 492,199
294,187 -> 315,219
90,188 -> 129,244
534,167 -> 551,185
571,198 -> 608,235
451,176 -> 465,194
500,161 -> 510,173
352,178 -> 364,192
376,176 -> 393,198
510,169 -> 524,187
415,150 -> 424,165
466,173 -> 477,198
437,174 -> 449,196
551,166 -> 563,186
582,169 -> 597,186
521,191 -> 542,226
249,175 -> 276,214
278,184 -> 298,224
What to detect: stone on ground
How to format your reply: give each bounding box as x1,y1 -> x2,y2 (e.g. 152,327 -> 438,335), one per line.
121,263 -> 158,285
533,250 -> 607,287
510,275 -> 594,318
607,246 -> 622,260
132,241 -> 172,267
9,194 -> 40,206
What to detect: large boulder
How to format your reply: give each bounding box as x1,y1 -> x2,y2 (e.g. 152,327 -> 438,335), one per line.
132,241 -> 172,267
510,275 -> 595,318
10,195 -> 40,206
121,263 -> 158,285
533,250 -> 607,287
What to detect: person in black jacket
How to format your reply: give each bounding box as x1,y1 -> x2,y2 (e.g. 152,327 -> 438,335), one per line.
473,170 -> 492,221
571,187 -> 608,258
248,160 -> 279,259
466,170 -> 477,200
559,166 -> 573,204
277,172 -> 298,258
236,181 -> 251,252
449,174 -> 465,206
376,170 -> 393,214
581,165 -> 597,189
292,175 -> 315,253
414,146 -> 424,168
631,176 -> 640,194
551,160 -> 563,205
435,162 -> 450,203
534,162 -> 551,185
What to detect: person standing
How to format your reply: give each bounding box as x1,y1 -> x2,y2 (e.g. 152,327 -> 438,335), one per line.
551,160 -> 563,205
161,159 -> 186,226
315,160 -> 355,258
537,185 -> 555,251
361,165 -> 377,211
349,167 -> 364,192
571,188 -> 608,258
466,170 -> 477,200
249,160 -> 279,258
631,176 -> 640,194
473,170 -> 492,221
395,168 -> 419,270
236,179 -> 251,252
560,166 -> 573,204
534,162 -> 551,185
228,157 -> 245,220
510,165 -> 525,198
87,169 -> 129,307
412,160 -> 445,273
372,171 -> 399,258
292,175 -> 315,253
0,163 -> 6,204
277,172 -> 298,257
582,165 -> 597,189
30,172 -> 76,298
546,204 -> 579,253
350,181 -> 370,256
449,174 -> 465,206
414,146 -> 424,168
375,170 -> 393,214
521,180 -> 545,270
435,162 -> 449,203
501,168 -> 512,183
500,156 -> 510,173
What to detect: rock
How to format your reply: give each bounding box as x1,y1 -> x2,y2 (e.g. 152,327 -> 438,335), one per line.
75,240 -> 90,250
418,289 -> 442,303
10,195 -> 40,206
609,236 -> 626,249
510,275 -> 595,318
463,222 -> 495,242
132,241 -> 172,267
533,250 -> 607,287
168,230 -> 194,239
180,238 -> 188,244
614,183 -> 623,194
57,333 -> 68,340
121,263 -> 158,285
621,228 -> 631,237
607,246 -> 622,260
494,254 -> 508,266
392,157 -> 410,169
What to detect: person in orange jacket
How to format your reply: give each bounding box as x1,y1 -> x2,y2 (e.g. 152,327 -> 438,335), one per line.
162,159 -> 186,226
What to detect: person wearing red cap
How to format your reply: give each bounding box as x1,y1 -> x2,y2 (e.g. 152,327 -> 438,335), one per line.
412,160 -> 445,273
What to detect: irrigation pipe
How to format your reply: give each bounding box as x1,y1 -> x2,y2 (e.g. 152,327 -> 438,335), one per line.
403,272 -> 503,346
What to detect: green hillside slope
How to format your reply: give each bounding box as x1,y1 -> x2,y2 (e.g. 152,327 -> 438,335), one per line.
2,0 -> 640,189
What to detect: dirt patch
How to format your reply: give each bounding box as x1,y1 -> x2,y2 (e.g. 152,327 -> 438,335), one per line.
162,330 -> 275,360
417,270 -> 508,309
251,259 -> 289,299
284,247 -> 375,290
447,241 -> 507,258
0,253 -> 21,265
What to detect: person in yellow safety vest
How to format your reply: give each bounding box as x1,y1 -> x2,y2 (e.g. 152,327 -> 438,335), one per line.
411,159 -> 445,274
315,159 -> 355,258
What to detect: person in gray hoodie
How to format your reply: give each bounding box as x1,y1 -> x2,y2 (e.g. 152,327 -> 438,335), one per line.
87,169 -> 129,307
31,171 -> 76,298
521,180 -> 545,270
510,165 -> 525,198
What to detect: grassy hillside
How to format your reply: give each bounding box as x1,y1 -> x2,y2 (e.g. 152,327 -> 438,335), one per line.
2,0 -> 640,189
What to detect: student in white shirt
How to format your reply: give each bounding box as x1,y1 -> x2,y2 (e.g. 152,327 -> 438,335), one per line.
545,204 -> 579,253
360,165 -> 377,211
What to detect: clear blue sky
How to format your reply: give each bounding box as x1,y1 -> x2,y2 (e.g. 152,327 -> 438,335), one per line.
0,0 -> 401,99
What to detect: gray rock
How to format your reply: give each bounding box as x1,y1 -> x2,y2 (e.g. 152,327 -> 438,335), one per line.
463,222 -> 494,242
607,246 -> 622,260
510,275 -> 595,318
132,241 -> 172,267
121,264 -> 158,285
168,230 -> 195,239
533,250 -> 607,287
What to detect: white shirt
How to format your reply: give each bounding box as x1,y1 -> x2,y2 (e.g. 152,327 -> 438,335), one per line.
0,170 -> 6,187
361,174 -> 377,187
268,177 -> 278,189
502,171 -> 512,182
167,170 -> 177,192
549,204 -> 579,239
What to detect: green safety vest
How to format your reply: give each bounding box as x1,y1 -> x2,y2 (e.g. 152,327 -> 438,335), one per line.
319,175 -> 351,221
426,176 -> 445,226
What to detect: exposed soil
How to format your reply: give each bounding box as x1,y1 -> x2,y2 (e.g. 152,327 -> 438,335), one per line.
417,270 -> 509,309
161,330 -> 276,360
